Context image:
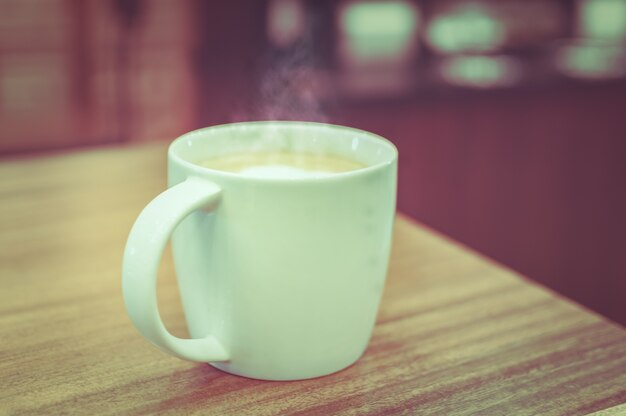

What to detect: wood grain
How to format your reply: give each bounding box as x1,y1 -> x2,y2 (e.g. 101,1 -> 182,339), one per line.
1,142 -> 625,415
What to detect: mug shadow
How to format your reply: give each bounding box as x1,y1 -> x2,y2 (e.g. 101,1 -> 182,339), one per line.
141,364 -> 266,414
136,346 -> 393,415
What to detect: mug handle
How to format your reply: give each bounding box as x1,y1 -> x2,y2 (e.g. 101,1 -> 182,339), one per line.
122,176 -> 229,362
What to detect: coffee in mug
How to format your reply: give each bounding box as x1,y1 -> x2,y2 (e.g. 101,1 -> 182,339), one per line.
122,121 -> 397,380
201,151 -> 366,178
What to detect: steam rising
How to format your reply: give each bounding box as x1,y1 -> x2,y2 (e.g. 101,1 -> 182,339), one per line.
257,48 -> 329,122
252,2 -> 330,123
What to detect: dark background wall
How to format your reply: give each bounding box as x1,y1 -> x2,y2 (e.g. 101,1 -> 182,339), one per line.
332,84 -> 626,324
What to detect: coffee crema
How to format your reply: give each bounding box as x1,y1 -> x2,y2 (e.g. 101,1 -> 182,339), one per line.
200,151 -> 366,179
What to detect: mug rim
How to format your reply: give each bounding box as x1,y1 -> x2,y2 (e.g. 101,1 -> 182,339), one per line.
168,121 -> 398,183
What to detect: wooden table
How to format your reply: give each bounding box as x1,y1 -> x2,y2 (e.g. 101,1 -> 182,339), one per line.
1,142 -> 625,416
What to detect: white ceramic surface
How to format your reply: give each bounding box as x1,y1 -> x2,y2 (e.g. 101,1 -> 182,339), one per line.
122,121 -> 398,380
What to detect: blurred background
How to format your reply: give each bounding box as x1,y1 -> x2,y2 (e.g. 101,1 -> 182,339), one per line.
1,0 -> 624,325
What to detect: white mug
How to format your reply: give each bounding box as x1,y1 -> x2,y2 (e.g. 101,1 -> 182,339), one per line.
122,121 -> 397,380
